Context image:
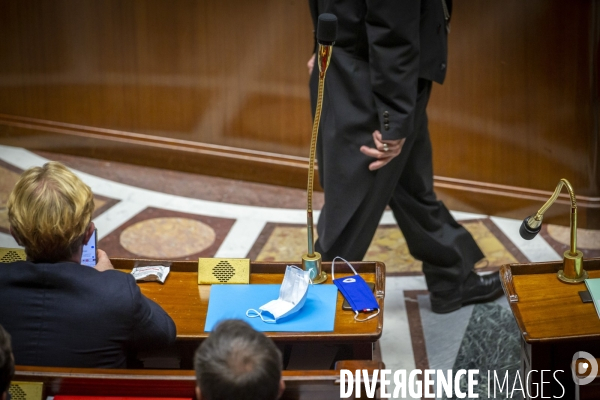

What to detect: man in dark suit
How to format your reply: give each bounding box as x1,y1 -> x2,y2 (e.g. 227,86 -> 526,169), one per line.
308,0 -> 502,313
0,162 -> 176,368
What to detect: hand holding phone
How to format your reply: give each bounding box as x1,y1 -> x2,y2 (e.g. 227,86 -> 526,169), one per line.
94,249 -> 114,271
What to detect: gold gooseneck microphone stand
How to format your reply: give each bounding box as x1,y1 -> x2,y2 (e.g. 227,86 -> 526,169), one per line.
302,14 -> 336,284
520,178 -> 587,283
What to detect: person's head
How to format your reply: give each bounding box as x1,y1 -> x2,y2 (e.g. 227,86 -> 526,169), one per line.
194,320 -> 284,400
7,161 -> 95,263
0,325 -> 14,400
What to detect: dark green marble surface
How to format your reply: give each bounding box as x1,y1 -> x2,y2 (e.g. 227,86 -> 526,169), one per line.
443,303 -> 521,400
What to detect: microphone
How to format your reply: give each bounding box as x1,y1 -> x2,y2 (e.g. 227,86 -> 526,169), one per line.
317,13 -> 337,44
302,14 -> 338,284
315,14 -> 337,79
519,216 -> 542,241
519,179 -> 587,283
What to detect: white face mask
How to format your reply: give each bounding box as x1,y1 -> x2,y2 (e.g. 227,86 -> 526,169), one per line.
246,265 -> 311,323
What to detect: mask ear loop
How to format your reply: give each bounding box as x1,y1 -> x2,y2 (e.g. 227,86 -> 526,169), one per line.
246,309 -> 261,318
246,309 -> 276,323
354,309 -> 380,322
331,256 -> 359,281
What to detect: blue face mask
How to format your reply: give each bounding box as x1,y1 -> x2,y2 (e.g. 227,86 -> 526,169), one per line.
332,257 -> 380,322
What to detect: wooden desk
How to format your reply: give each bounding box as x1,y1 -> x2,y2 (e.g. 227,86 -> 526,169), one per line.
12,361 -> 384,400
500,257 -> 600,399
112,259 -> 385,367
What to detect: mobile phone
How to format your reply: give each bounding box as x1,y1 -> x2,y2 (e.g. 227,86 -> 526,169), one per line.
81,228 -> 98,267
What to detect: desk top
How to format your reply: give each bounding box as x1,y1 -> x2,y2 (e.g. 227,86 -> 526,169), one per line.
500,257 -> 600,343
112,259 -> 385,343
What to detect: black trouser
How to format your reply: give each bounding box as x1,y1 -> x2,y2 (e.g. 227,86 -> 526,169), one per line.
315,79 -> 484,293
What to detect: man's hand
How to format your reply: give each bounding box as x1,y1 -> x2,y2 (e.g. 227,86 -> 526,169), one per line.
94,249 -> 114,272
360,130 -> 405,171
307,53 -> 316,75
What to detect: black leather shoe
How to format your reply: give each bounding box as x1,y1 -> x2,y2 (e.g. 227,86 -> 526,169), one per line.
430,271 -> 504,314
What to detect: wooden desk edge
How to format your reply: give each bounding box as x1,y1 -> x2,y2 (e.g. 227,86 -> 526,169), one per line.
111,258 -> 386,295
14,361 -> 385,381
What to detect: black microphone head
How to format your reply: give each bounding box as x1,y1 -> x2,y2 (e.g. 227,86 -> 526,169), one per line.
519,216 -> 542,240
317,13 -> 337,45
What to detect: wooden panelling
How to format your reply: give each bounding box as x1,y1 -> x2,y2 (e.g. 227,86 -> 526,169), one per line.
0,0 -> 598,227
429,1 -> 599,197
0,0 -> 314,155
0,114 -> 318,190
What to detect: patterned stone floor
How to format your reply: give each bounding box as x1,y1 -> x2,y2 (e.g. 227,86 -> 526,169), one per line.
1,144 -> 599,399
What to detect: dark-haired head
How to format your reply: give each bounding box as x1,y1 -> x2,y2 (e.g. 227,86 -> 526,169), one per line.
194,320 -> 284,400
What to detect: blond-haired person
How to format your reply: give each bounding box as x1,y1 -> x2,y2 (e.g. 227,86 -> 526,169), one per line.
0,162 -> 176,368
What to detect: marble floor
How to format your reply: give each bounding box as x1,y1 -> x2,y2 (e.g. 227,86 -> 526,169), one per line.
1,144 -> 599,399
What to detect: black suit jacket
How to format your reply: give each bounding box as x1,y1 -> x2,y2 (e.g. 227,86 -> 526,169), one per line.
0,261 -> 176,368
309,0 -> 450,141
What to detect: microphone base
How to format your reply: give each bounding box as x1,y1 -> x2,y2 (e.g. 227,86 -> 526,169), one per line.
557,250 -> 587,283
302,252 -> 327,284
311,271 -> 328,284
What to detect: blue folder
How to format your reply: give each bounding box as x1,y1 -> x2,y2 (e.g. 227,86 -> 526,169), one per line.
204,284 -> 338,332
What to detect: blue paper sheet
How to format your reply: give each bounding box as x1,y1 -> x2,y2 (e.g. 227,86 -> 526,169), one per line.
204,284 -> 338,332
